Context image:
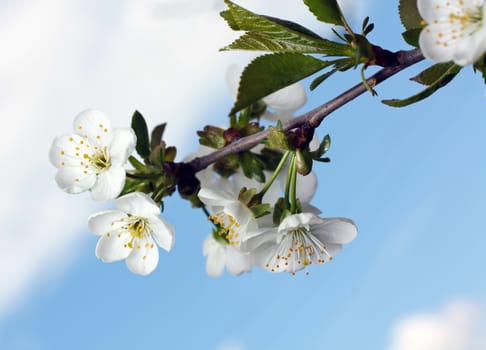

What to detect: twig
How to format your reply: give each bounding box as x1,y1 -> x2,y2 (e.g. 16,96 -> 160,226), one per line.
188,48 -> 424,173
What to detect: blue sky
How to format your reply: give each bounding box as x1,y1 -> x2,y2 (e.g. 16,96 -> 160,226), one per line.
1,1 -> 485,349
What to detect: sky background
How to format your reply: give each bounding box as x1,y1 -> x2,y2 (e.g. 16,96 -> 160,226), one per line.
0,0 -> 485,349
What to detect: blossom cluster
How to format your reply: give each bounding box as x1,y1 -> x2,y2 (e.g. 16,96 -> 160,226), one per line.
50,82 -> 358,277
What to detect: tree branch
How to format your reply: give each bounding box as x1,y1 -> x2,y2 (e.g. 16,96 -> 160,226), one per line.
188,48 -> 424,173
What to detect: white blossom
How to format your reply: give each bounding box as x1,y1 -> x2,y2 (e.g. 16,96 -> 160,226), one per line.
242,212 -> 357,274
198,187 -> 258,246
418,0 -> 486,65
88,192 -> 174,275
203,233 -> 252,277
49,110 -> 136,201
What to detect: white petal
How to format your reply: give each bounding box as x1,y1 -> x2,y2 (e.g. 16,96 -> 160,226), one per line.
49,134 -> 94,168
203,234 -> 218,256
73,110 -> 112,146
225,201 -> 252,228
90,166 -> 126,201
225,247 -> 252,275
205,243 -> 226,277
107,128 -> 136,165
95,232 -> 132,262
88,210 -> 128,236
311,217 -> 358,244
54,166 -> 96,194
325,243 -> 343,256
126,236 -> 159,275
116,192 -> 160,217
262,111 -> 294,123
197,188 -> 233,207
296,171 -> 317,203
417,0 -> 451,21
263,82 -> 307,112
279,212 -> 315,232
239,227 -> 278,253
148,216 -> 175,252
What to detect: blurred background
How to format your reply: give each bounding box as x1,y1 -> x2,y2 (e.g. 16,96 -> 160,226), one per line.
0,0 -> 485,349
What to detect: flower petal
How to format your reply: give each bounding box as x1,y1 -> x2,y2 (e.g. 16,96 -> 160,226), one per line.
116,192 -> 160,217
148,216 -> 175,252
49,134 -> 94,168
73,110 -> 112,146
205,241 -> 226,278
311,217 -> 358,244
107,128 -> 136,165
263,82 -> 307,112
279,212 -> 315,232
296,171 -> 317,203
90,165 -> 126,201
54,166 -> 96,194
95,232 -> 132,262
197,188 -> 233,207
225,247 -> 252,275
88,210 -> 128,236
126,236 -> 159,275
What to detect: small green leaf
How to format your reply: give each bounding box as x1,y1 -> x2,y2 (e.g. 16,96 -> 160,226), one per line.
311,134 -> 331,158
240,152 -> 265,183
411,62 -> 458,85
131,111 -> 150,158
250,203 -> 271,218
402,28 -> 421,47
238,187 -> 257,205
165,146 -> 177,162
128,155 -> 145,170
267,125 -> 291,150
382,64 -> 462,107
231,53 -> 330,114
197,126 -> 225,149
150,123 -> 166,149
399,0 -> 423,30
221,0 -> 351,55
303,0 -> 345,26
148,143 -> 165,167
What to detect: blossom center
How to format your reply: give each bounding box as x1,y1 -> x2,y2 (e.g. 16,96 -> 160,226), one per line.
265,226 -> 332,273
84,147 -> 112,173
208,212 -> 241,246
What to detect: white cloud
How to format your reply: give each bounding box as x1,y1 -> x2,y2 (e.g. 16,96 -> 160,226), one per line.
0,0 -> 365,320
215,339 -> 247,350
388,300 -> 486,350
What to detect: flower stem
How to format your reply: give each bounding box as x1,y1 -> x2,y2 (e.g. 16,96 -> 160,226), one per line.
289,154 -> 298,214
284,154 -> 295,208
257,151 -> 290,199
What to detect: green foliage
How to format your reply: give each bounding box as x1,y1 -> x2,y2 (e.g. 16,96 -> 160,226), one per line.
295,149 -> 313,175
150,123 -> 166,149
273,197 -> 291,225
399,0 -> 423,31
309,58 -> 353,90
303,0 -> 345,26
310,134 -> 331,160
250,203 -> 271,218
197,126 -> 225,149
131,111 -> 150,158
240,152 -> 266,183
411,62 -> 458,85
402,28 -> 421,47
267,123 -> 291,151
221,0 -> 351,55
383,64 -> 462,107
231,53 -> 330,114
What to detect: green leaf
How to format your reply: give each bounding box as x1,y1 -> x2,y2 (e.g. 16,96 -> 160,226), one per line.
267,124 -> 291,150
382,64 -> 462,107
250,203 -> 271,218
238,187 -> 257,205
303,0 -> 345,26
197,125 -> 225,149
311,134 -> 331,158
221,0 -> 351,55
240,152 -> 265,183
150,123 -> 166,149
231,53 -> 330,114
131,110 -> 150,158
411,62 -> 458,85
402,28 -> 421,47
399,0 -> 423,30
